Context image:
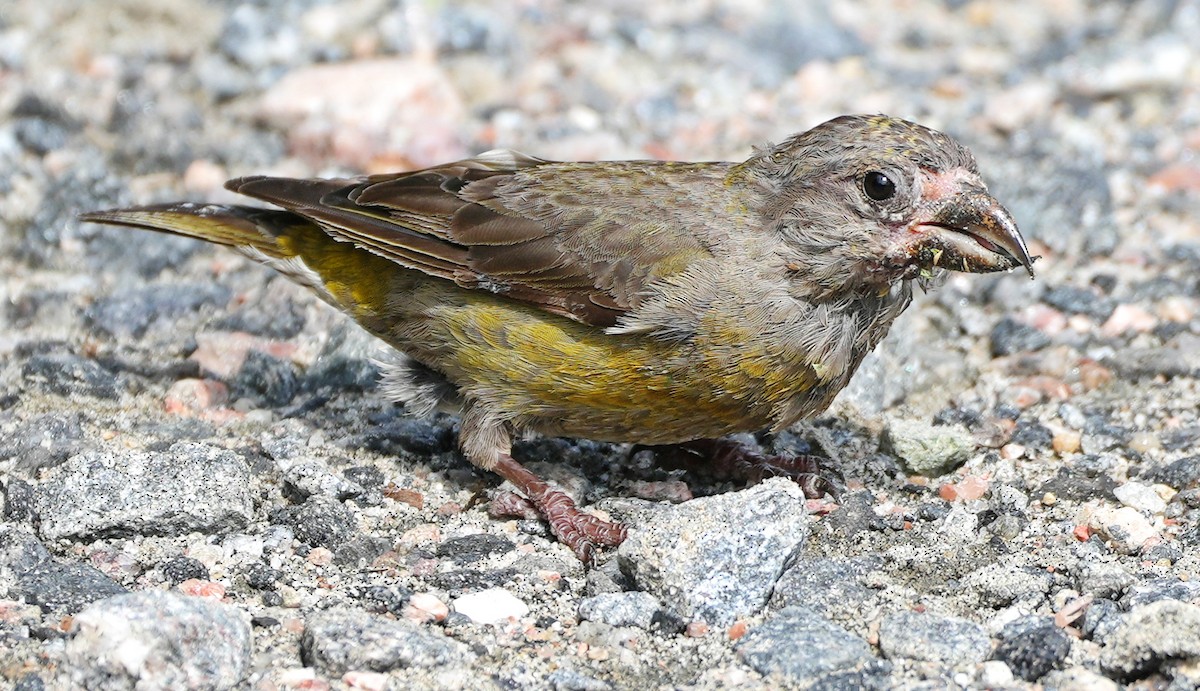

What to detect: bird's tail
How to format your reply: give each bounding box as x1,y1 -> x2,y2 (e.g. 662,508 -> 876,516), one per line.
80,202 -> 410,320
78,203 -> 306,259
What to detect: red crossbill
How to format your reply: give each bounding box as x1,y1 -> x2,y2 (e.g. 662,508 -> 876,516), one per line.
82,114 -> 1034,562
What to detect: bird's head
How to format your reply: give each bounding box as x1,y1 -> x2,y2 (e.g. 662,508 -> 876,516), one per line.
744,114 -> 1034,298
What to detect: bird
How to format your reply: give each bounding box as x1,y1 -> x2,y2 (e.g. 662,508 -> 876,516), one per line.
81,114 -> 1034,563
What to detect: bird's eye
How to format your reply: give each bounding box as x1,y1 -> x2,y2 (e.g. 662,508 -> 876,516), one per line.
862,171 -> 896,201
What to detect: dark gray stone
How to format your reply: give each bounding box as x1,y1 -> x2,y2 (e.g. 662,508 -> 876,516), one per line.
1142,455 -> 1200,490
273,497 -> 357,549
17,561 -> 126,614
993,616 -> 1071,681
823,491 -> 878,537
990,317 -> 1050,357
1081,598 -> 1123,643
4,478 -> 37,522
0,412 -> 87,471
1121,577 -> 1200,608
1038,467 -> 1118,502
21,353 -> 120,399
0,525 -> 52,583
233,349 -> 299,407
332,535 -> 389,567
1041,284 -> 1115,319
878,611 -> 992,665
211,298 -> 306,339
83,282 -> 231,338
159,556 -> 210,585
436,533 -> 516,565
737,606 -> 873,683
770,556 -> 879,617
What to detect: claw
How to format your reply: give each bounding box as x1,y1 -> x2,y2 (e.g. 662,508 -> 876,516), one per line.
491,454 -> 627,565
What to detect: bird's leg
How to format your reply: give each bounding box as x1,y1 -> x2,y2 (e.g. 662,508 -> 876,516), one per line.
490,454 -> 628,564
459,404 -> 626,563
645,438 -> 839,499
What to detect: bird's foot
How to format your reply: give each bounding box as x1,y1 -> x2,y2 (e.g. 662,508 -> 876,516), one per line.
643,438 -> 842,499
490,454 -> 627,564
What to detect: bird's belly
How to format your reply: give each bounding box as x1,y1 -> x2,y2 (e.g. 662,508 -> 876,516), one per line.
403,298 -> 820,444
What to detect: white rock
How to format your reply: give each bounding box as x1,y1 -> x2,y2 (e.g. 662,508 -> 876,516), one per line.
452,588 -> 529,625
1089,507 -> 1159,554
1112,482 -> 1167,514
977,660 -> 1014,688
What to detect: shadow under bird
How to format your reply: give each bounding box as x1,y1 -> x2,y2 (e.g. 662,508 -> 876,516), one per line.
82,114 -> 1034,563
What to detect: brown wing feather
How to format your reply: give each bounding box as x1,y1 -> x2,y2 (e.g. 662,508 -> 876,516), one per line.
226,151 -> 723,328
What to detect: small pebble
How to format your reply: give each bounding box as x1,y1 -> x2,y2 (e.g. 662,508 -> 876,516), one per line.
1112,482 -> 1167,514
977,660 -> 1015,688
452,588 -> 529,625
1100,304 -> 1156,337
405,593 -> 449,624
1089,507 -> 1159,554
1053,430 -> 1082,455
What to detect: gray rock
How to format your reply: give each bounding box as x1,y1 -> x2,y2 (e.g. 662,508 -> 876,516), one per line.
1142,455 -> 1200,491
16,560 -> 126,614
34,442 -> 254,541
1108,346 -> 1197,380
4,477 -> 36,522
546,667 -> 611,691
160,555 -> 211,585
0,411 -> 87,471
737,606 -> 873,683
436,533 -> 516,565
1075,560 -> 1135,600
962,562 -> 1054,608
881,419 -> 973,476
1121,577 -> 1200,608
879,611 -> 992,665
1081,598 -> 1124,644
232,349 -> 299,407
990,316 -> 1051,357
83,282 -> 231,338
64,590 -> 251,690
2,521 -> 125,613
272,497 -> 357,550
1041,666 -> 1120,691
769,556 -> 880,617
0,525 -> 52,584
617,478 -> 809,626
280,459 -> 369,501
1100,600 -> 1200,678
301,608 -> 471,674
1041,284 -> 1116,320
20,353 -> 121,400
577,591 -> 666,630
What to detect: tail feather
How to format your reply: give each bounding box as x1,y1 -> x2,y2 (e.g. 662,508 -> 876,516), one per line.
78,203 -> 306,259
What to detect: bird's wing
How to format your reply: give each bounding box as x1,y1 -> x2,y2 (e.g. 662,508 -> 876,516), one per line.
229,151 -> 724,328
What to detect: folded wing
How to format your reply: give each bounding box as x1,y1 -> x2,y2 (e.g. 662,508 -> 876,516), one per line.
229,150 -> 719,327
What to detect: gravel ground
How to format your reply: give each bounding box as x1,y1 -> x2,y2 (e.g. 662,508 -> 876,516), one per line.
2,1 -> 1199,689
